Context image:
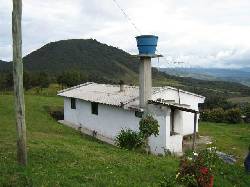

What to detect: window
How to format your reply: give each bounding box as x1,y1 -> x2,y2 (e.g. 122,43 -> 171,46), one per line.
135,111 -> 143,118
91,102 -> 98,115
71,98 -> 76,109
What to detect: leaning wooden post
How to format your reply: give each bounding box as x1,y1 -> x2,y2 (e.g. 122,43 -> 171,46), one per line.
12,0 -> 27,166
192,112 -> 198,151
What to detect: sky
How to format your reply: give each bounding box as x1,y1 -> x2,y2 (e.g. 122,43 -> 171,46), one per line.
1,0 -> 250,68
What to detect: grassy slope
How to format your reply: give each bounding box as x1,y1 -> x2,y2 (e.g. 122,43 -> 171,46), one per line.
0,95 -> 178,186
199,122 -> 250,162
0,95 -> 249,186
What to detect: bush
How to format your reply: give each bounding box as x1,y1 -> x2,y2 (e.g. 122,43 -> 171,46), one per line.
115,115 -> 159,152
115,129 -> 143,150
139,115 -> 159,139
201,108 -> 242,124
201,108 -> 225,123
44,106 -> 64,120
176,148 -> 218,187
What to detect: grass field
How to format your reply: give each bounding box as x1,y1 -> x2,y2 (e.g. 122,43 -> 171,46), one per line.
1,95 -> 250,186
199,122 -> 250,163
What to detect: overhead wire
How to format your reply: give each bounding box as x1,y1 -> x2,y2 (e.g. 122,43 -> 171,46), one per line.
111,0 -> 187,70
112,0 -> 141,35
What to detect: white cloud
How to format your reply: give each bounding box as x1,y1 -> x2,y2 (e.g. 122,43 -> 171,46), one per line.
0,0 -> 250,68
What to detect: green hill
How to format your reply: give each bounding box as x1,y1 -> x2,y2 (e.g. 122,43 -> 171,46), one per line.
0,60 -> 9,71
0,39 -> 139,82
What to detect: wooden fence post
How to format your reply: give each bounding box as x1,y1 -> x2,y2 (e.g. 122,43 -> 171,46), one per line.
12,0 -> 27,166
192,112 -> 198,151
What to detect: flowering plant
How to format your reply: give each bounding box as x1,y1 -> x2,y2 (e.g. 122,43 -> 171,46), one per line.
176,148 -> 217,187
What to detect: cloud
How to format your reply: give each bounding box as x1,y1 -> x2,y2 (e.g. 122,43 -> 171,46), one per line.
1,0 -> 250,68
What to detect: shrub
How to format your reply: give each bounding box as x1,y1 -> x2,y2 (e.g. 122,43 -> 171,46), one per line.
176,148 -> 218,187
139,115 -> 159,139
115,115 -> 159,152
201,108 -> 242,124
115,129 -> 143,150
225,108 -> 242,124
44,106 -> 64,120
201,108 -> 225,123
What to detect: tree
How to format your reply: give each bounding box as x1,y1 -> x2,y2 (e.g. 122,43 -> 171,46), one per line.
23,71 -> 32,90
57,71 -> 84,88
5,72 -> 14,90
37,72 -> 50,90
12,0 -> 27,165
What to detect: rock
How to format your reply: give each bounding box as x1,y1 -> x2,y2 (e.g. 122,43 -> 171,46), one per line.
216,151 -> 236,164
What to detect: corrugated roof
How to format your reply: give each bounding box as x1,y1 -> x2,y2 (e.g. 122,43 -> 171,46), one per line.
58,82 -> 204,110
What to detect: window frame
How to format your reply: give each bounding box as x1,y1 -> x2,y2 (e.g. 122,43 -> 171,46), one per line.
71,98 -> 76,109
91,102 -> 98,115
135,111 -> 143,118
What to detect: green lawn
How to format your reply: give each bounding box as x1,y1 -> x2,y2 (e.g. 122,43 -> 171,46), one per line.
0,95 -> 178,186
199,122 -> 250,163
0,95 -> 249,186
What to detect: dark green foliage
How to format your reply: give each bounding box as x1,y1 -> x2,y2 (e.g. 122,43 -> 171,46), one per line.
37,72 -> 50,89
201,95 -> 235,110
139,115 -> 159,139
201,108 -> 242,124
23,71 -> 32,90
115,129 -> 143,150
226,108 -> 242,124
0,71 -> 51,91
241,104 -> 250,123
56,71 -> 86,88
115,116 -> 159,151
22,39 -> 139,80
0,60 -> 9,72
44,105 -> 64,121
201,108 -> 226,123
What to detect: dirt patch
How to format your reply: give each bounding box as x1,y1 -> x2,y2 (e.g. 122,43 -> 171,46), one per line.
183,135 -> 212,151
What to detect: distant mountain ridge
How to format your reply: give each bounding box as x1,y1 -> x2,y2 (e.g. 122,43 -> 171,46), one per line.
160,67 -> 250,86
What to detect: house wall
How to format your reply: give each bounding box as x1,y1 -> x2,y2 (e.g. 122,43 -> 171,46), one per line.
64,98 -> 182,154
64,98 -> 140,139
148,105 -> 183,154
64,96 -> 198,154
173,109 -> 183,134
153,89 -> 204,136
182,112 -> 199,135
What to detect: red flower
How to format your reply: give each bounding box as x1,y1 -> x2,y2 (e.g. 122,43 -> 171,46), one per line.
200,167 -> 209,175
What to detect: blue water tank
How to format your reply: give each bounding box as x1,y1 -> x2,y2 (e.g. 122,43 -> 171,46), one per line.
136,35 -> 158,55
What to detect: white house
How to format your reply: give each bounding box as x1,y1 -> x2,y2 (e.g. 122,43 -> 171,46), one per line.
58,37 -> 205,155
58,82 -> 205,155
